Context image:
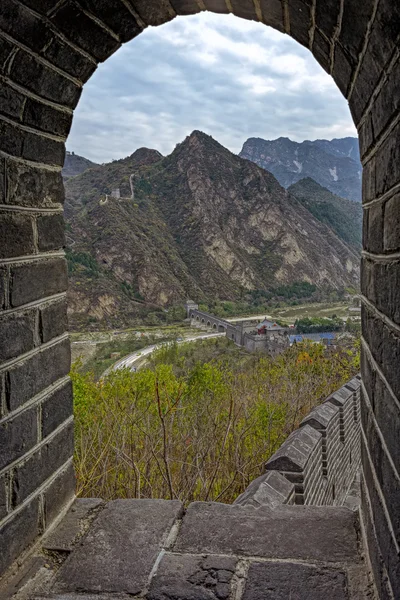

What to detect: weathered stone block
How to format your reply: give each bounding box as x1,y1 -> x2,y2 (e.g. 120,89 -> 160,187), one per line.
37,214 -> 65,252
23,99 -> 73,138
242,561 -> 348,600
363,353 -> 400,476
312,29 -> 331,74
0,267 -> 7,310
78,0 -> 142,43
339,0 -> 375,62
0,118 -> 24,158
315,0 -> 340,39
0,498 -> 39,577
39,299 -> 68,344
0,83 -> 26,120
22,130 -> 65,167
0,309 -> 36,364
12,421 -> 74,506
332,44 -> 355,97
10,258 -> 68,308
0,0 -> 53,54
204,0 -> 229,14
301,401 -> 339,431
168,0 -> 202,16
147,553 -> 237,600
265,424 -> 321,472
43,37 -> 97,82
362,157 -> 376,203
361,257 -> 400,326
43,498 -> 103,552
234,470 -> 295,508
41,379 -> 73,438
0,473 -> 8,519
53,499 -> 184,595
129,0 -> 175,26
6,160 -> 65,208
289,0 -> 312,48
0,212 -> 34,259
363,203 -> 384,254
383,193 -> 400,252
230,0 -> 258,21
360,475 -> 394,600
0,37 -> 15,74
10,50 -> 82,109
174,502 -> 359,563
361,441 -> 400,594
0,405 -> 38,471
14,0 -> 60,14
6,338 -> 71,411
375,124 -> 400,198
260,0 -> 285,30
50,2 -> 120,62
43,461 -> 76,526
361,392 -> 400,542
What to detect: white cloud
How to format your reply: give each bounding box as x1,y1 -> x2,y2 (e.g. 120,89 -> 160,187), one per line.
67,12 -> 357,163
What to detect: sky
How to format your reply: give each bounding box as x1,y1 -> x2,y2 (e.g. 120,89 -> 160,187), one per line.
66,12 -> 357,164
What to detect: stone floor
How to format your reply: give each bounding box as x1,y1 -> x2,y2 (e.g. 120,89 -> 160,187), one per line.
1,499 -> 375,600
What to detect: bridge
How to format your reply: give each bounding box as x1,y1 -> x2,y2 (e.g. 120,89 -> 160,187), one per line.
187,307 -> 230,333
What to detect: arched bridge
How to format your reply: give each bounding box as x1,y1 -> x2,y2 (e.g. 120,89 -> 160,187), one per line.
189,309 -> 229,333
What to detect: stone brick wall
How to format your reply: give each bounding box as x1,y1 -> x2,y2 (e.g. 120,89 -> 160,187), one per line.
0,1 -> 399,595
235,376 -> 361,509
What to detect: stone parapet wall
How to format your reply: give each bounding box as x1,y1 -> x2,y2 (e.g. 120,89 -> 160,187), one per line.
235,376 -> 361,509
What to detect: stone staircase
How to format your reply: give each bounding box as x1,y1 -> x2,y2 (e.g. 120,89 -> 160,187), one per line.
2,497 -> 375,600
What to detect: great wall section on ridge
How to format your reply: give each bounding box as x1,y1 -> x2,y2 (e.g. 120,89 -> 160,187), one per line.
0,1 -> 400,598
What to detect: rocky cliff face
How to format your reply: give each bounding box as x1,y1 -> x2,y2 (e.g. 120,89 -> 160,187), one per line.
65,132 -> 360,329
239,136 -> 362,202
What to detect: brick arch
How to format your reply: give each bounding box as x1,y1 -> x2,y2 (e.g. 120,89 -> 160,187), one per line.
0,1 -> 399,594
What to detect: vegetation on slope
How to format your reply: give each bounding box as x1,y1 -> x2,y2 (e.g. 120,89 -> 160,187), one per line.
73,338 -> 360,504
289,178 -> 363,249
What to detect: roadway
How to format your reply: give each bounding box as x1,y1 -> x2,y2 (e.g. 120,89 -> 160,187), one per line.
104,331 -> 225,376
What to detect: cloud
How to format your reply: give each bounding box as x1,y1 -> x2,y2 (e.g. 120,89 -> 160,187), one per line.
66,12 -> 357,163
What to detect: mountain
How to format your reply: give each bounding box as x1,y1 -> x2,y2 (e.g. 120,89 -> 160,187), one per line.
65,132 -> 360,330
239,136 -> 362,202
62,151 -> 99,179
288,178 -> 363,250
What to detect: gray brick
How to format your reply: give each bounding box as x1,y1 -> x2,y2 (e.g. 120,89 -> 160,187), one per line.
23,98 -> 73,138
53,499 -> 184,595
6,159 -> 65,208
0,309 -> 36,364
42,379 -> 73,438
10,258 -> 68,308
12,421 -> 74,506
0,473 -> 8,519
10,49 -> 82,109
242,561 -> 348,600
148,553 -> 237,600
6,338 -> 71,411
40,299 -> 68,344
78,0 -> 142,42
37,214 -> 65,252
0,405 -> 38,471
50,2 -> 120,62
0,497 -> 39,577
43,461 -> 75,526
0,267 -> 8,310
175,502 -> 359,563
0,212 -> 34,259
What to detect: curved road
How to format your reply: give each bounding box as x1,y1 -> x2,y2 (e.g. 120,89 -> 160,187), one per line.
104,332 -> 225,376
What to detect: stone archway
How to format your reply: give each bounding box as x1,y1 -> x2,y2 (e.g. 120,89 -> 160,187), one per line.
0,1 -> 399,594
